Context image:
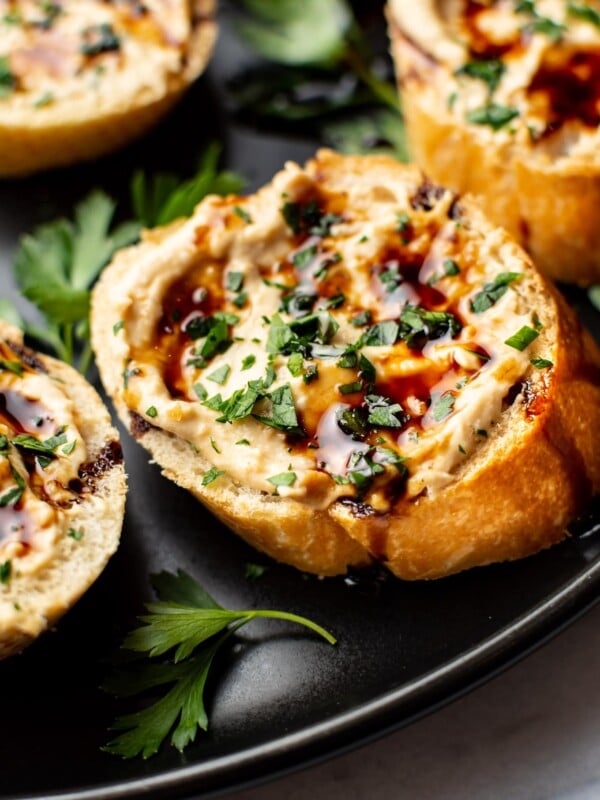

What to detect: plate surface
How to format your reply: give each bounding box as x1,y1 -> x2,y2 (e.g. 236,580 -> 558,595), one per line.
0,7 -> 599,800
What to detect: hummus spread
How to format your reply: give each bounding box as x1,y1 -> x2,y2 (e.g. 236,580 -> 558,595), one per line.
0,0 -> 197,122
109,158 -> 545,513
0,339 -> 87,574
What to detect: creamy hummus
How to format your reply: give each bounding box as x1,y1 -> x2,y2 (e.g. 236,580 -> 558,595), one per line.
108,158 -> 546,513
0,341 -> 87,574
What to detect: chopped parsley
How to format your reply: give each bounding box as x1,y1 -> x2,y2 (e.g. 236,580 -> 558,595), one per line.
359,320 -> 399,346
396,211 -> 411,235
233,206 -> 252,223
253,383 -> 303,435
0,560 -> 11,584
235,439 -> 251,446
504,326 -> 540,351
365,394 -> 410,428
339,381 -> 363,395
241,354 -> 256,371
0,359 -> 23,376
146,406 -> 158,418
466,104 -> 520,130
287,352 -> 304,377
67,528 -> 84,541
470,272 -> 522,314
206,364 -> 231,385
431,393 -> 456,422
530,356 -> 553,369
113,320 -> 124,335
226,272 -> 244,293
202,467 -> 225,486
567,1 -> 600,28
267,471 -> 297,487
0,466 -> 25,508
193,383 -> 208,401
455,59 -> 505,93
398,306 -> 461,349
281,201 -> 342,237
292,244 -> 318,270
350,310 -> 372,327
81,23 -> 121,56
0,55 -> 16,99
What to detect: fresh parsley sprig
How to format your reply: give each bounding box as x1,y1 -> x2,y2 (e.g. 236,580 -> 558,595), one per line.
131,143 -> 244,228
104,570 -> 335,759
0,146 -> 244,375
231,0 -> 407,159
12,191 -> 140,373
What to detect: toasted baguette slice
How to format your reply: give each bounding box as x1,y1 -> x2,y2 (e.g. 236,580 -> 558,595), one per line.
92,149 -> 600,579
387,0 -> 600,285
0,0 -> 216,177
0,321 -> 126,657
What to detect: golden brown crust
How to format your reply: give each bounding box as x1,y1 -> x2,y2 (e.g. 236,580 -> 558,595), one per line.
387,1 -> 600,285
0,322 -> 126,657
92,149 -> 600,580
0,0 -> 217,177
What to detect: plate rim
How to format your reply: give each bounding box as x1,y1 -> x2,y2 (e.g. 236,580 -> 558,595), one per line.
19,552 -> 600,800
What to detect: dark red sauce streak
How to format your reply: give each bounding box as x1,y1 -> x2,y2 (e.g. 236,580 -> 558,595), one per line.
464,0 -> 523,59
528,49 -> 600,133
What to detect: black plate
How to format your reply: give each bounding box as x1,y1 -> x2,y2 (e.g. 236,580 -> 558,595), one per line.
1,7 -> 599,800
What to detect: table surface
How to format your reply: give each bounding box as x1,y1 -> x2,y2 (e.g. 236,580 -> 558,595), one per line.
220,602 -> 600,800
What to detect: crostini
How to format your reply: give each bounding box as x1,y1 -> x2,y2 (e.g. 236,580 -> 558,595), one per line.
0,320 -> 126,657
92,150 -> 600,579
0,0 -> 217,176
387,0 -> 600,285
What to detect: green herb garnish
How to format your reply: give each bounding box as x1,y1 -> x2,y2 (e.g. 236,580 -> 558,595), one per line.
103,570 -> 335,758
505,326 -> 540,351
267,471 -> 297,487
470,272 -> 522,314
431,393 -> 456,422
202,467 -> 225,486
455,59 -> 505,93
530,357 -> 553,369
466,104 -> 520,130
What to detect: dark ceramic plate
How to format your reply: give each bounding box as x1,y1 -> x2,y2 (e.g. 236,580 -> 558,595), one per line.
1,7 -> 599,800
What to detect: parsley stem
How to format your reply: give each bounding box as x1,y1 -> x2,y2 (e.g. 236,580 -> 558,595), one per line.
247,610 -> 337,645
343,44 -> 400,113
63,323 -> 74,365
78,341 -> 93,377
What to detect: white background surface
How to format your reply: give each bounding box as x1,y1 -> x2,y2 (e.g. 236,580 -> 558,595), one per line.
221,603 -> 600,800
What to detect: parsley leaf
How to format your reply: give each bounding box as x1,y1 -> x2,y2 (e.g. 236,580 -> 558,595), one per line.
267,471 -> 297,487
0,55 -> 16,99
505,326 -> 540,351
104,570 -> 335,759
455,59 -> 505,93
431,393 -> 456,422
568,1 -> 600,28
466,103 -> 520,130
13,191 -> 140,372
202,467 -> 225,486
131,143 -> 244,227
470,273 -> 522,314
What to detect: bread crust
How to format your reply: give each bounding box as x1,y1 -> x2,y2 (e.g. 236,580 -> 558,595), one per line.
0,0 -> 217,177
0,322 -> 126,657
387,0 -> 600,285
92,150 -> 600,580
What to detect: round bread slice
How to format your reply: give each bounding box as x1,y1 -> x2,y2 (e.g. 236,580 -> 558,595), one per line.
0,321 -> 126,658
0,0 -> 217,177
387,0 -> 600,285
92,149 -> 600,580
